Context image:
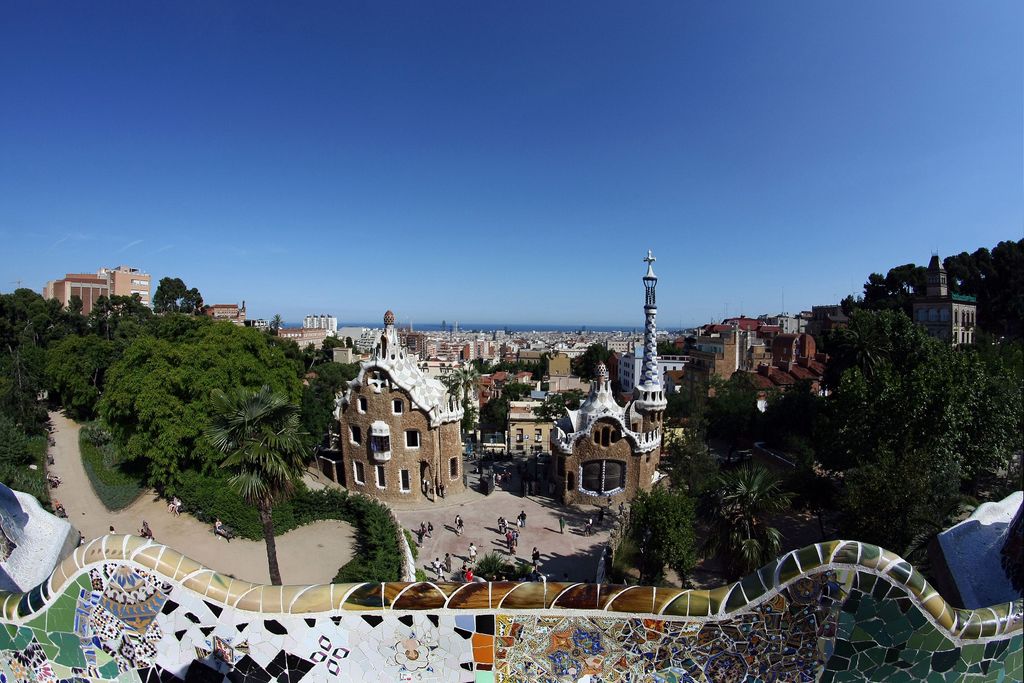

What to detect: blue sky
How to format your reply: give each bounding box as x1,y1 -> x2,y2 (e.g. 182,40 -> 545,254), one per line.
1,2 -> 1020,327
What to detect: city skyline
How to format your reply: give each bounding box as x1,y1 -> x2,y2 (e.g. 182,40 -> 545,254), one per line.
1,2 -> 1021,325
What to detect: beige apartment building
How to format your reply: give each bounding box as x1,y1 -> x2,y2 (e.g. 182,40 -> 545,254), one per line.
507,400 -> 553,454
43,265 -> 150,314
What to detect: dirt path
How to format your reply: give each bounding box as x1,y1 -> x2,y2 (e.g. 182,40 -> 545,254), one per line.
47,411 -> 355,585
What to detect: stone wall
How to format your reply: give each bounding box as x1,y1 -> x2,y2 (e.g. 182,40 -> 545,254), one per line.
340,379 -> 464,503
0,535 -> 1019,682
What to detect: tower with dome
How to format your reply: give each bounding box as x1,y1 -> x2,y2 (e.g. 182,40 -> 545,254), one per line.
336,310 -> 465,502
549,251 -> 667,505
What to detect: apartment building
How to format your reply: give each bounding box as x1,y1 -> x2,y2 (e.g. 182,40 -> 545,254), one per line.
303,314 -> 338,333
204,302 -> 247,326
43,265 -> 151,314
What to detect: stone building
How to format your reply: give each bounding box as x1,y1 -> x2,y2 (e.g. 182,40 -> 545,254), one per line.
336,310 -> 465,502
549,251 -> 666,505
912,254 -> 977,345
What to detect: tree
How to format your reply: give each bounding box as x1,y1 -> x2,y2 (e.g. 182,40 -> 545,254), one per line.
270,314 -> 283,334
700,464 -> 793,578
662,427 -> 719,496
572,343 -> 612,381
207,386 -> 307,585
45,335 -> 116,420
705,373 -> 760,447
300,362 -> 359,448
88,294 -> 153,340
533,389 -> 584,422
628,487 -> 697,585
99,323 -> 302,487
152,277 -> 204,314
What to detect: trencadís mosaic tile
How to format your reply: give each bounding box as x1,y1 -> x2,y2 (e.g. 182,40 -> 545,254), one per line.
0,535 -> 1019,682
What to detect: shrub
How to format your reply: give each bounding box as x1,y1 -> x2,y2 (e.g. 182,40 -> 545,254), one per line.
79,425 -> 142,511
0,432 -> 49,504
404,529 -> 419,560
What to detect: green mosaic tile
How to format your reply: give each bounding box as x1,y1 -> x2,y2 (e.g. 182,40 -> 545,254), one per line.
49,630 -> 87,668
99,659 -> 121,679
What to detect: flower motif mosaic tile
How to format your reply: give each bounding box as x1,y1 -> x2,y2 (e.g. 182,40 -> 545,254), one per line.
0,536 -> 1019,682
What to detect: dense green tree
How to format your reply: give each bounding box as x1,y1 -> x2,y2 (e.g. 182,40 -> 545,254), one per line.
99,323 -> 302,487
88,294 -> 153,341
705,373 -> 761,446
152,277 -> 204,314
478,381 -> 532,428
817,310 -> 1023,488
700,464 -> 793,578
45,335 -> 116,420
628,487 -> 697,585
300,362 -> 359,448
207,386 -> 307,585
839,447 -> 961,554
572,343 -> 613,381
533,389 -> 585,422
662,427 -> 719,496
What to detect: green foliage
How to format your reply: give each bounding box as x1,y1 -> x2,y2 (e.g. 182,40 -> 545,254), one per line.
0,416 -> 49,503
152,277 -> 204,314
629,487 -> 697,585
662,429 -> 719,496
839,448 -> 961,553
572,343 -> 613,381
533,390 -> 584,422
479,381 -> 533,428
844,238 -> 1024,339
79,424 -> 143,511
404,529 -> 419,560
700,464 -> 792,579
45,335 -> 116,420
818,310 -> 1023,487
705,373 -> 761,444
300,362 -> 359,448
88,295 -> 153,342
473,551 -> 534,581
99,324 -> 302,487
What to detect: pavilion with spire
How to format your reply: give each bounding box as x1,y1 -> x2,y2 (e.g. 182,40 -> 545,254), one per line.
549,251 -> 667,505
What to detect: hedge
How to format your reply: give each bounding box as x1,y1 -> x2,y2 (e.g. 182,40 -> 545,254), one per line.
172,473 -> 403,583
79,425 -> 143,511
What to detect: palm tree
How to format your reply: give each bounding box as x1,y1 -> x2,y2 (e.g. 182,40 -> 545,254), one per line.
206,386 -> 307,585
454,365 -> 481,403
700,464 -> 793,577
270,314 -> 283,334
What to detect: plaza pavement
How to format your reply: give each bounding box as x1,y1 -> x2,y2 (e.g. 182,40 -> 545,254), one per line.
46,411 -> 355,586
391,454 -> 619,582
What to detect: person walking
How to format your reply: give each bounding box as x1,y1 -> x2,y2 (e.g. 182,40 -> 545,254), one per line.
426,521 -> 434,538
431,557 -> 443,579
464,566 -> 474,583
512,528 -> 519,551
505,530 -> 514,554
531,547 -> 540,566
517,510 -> 527,528
558,515 -> 566,534
585,518 -> 593,536
498,516 -> 506,534
416,526 -> 425,546
468,542 -> 477,564
455,514 -> 464,536
443,552 -> 452,575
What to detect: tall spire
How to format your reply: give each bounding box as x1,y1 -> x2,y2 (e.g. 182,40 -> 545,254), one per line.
634,250 -> 667,412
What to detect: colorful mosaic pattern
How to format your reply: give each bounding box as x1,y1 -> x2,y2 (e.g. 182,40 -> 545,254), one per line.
0,535 -> 1019,682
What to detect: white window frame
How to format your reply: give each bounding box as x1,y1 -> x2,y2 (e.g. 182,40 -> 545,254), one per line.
405,430 -> 420,449
350,425 -> 362,445
358,396 -> 367,413
352,461 -> 365,485
375,465 -> 386,489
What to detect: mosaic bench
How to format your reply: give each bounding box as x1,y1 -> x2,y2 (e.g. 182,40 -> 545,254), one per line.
0,535 -> 1020,682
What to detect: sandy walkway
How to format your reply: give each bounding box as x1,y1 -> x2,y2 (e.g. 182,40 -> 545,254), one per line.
47,411 -> 355,585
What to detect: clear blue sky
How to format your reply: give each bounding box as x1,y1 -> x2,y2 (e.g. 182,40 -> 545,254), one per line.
1,2 -> 1020,327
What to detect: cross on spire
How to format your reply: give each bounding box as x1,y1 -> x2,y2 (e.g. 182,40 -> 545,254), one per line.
644,249 -> 656,266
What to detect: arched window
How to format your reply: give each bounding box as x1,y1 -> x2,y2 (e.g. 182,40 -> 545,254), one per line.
580,460 -> 626,495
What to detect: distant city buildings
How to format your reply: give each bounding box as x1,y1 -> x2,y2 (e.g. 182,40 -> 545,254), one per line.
508,400 -> 552,454
277,326 -> 329,348
204,302 -> 246,326
617,341 -> 688,394
748,333 -> 828,394
913,254 -> 977,346
303,314 -> 338,333
43,265 -> 150,314
806,305 -> 849,337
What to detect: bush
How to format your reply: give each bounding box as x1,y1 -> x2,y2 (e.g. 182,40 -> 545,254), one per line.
473,552 -> 533,581
0,431 -> 49,504
79,425 -> 142,511
404,529 -> 419,560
